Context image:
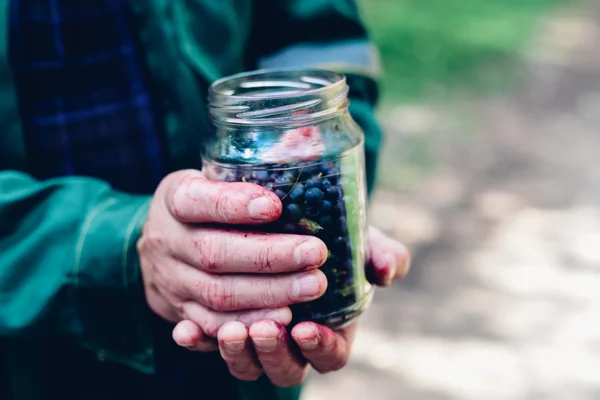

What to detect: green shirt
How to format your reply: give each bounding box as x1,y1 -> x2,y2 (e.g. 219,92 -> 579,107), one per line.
0,1 -> 383,399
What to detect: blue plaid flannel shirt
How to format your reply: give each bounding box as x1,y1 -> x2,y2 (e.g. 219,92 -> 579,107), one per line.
5,1 -> 234,398
8,0 -> 167,194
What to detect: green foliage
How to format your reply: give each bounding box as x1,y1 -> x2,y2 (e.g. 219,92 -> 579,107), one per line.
359,0 -> 577,102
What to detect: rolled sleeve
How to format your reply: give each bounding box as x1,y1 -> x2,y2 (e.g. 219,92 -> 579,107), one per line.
0,171 -> 156,374
75,194 -> 155,372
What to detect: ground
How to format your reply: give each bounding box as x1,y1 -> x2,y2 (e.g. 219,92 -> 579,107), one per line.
303,1 -> 600,399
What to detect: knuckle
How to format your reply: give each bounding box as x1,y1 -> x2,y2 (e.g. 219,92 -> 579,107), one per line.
211,185 -> 234,222
145,258 -> 172,294
145,235 -> 164,251
255,243 -> 275,272
136,237 -> 147,255
258,279 -> 278,308
202,277 -> 235,311
190,277 -> 209,302
157,268 -> 177,295
195,232 -> 225,271
137,230 -> 164,254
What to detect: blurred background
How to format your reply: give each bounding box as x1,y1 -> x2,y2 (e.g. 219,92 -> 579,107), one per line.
304,0 -> 600,399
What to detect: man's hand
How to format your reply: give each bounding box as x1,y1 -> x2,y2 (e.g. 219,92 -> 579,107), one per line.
173,225 -> 411,385
137,170 -> 329,347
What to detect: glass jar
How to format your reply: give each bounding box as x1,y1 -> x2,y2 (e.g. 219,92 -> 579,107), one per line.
202,68 -> 373,329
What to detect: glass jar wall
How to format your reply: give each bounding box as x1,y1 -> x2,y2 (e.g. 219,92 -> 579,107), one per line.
202,68 -> 372,329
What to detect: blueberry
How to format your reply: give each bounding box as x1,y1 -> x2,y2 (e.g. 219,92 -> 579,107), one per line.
282,223 -> 299,234
328,254 -> 340,266
328,167 -> 340,177
240,171 -> 253,181
305,179 -> 321,189
322,179 -> 332,189
320,200 -> 332,214
319,216 -> 333,230
332,204 -> 344,218
325,269 -> 341,284
327,169 -> 340,184
343,259 -> 354,271
264,182 -> 274,191
274,189 -> 287,200
275,174 -> 293,190
305,188 -> 324,205
325,186 -> 342,201
288,183 -> 305,202
302,165 -> 320,176
284,203 -> 303,221
333,236 -> 346,251
233,170 -> 244,180
305,206 -> 320,219
247,179 -> 259,185
319,162 -> 332,174
253,170 -> 270,181
338,216 -> 347,230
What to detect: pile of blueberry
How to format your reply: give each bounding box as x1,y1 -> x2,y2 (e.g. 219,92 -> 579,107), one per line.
224,160 -> 363,327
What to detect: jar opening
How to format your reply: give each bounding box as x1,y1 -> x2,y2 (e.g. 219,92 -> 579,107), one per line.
208,68 -> 350,126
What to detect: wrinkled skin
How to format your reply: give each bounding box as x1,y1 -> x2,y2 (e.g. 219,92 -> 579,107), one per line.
138,169 -> 411,387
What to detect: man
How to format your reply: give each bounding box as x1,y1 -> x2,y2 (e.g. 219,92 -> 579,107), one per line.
0,1 -> 410,399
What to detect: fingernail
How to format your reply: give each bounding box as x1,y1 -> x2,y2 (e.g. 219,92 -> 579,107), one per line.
252,338 -> 278,352
299,337 -> 319,351
223,340 -> 245,355
292,273 -> 322,299
178,342 -> 196,351
294,240 -> 325,267
384,253 -> 397,285
248,197 -> 275,219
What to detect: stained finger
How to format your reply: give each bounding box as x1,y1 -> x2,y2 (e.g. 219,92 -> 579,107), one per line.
181,301 -> 292,337
168,171 -> 281,224
291,322 -> 353,373
175,229 -> 327,274
172,319 -> 218,352
366,226 -> 411,286
249,320 -> 308,387
179,267 -> 328,311
218,321 -> 263,381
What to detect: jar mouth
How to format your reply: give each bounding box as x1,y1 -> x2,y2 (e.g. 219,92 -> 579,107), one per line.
208,68 -> 350,126
209,68 -> 346,100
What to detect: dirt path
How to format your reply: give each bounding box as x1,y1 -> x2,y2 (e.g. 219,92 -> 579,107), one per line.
303,2 -> 600,399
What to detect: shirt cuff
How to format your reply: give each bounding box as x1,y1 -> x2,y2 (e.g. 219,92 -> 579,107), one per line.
73,193 -> 156,374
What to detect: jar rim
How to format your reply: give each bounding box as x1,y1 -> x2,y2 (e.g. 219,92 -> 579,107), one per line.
208,67 -> 347,101
208,68 -> 350,126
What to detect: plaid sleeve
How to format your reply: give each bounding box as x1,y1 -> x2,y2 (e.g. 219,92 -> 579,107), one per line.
245,0 -> 383,195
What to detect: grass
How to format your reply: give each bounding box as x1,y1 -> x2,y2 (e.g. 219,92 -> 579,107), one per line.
358,0 -> 579,103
